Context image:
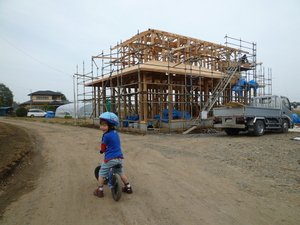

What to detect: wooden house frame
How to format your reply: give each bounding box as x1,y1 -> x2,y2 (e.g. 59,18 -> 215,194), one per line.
81,29 -> 267,132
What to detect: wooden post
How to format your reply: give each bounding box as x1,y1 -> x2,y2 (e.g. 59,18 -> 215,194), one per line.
168,73 -> 173,124
143,73 -> 148,123
93,86 -> 96,117
135,86 -> 138,115
103,87 -> 106,113
117,77 -> 121,119
124,88 -> 127,119
138,73 -> 143,122
97,86 -> 100,116
204,78 -> 209,104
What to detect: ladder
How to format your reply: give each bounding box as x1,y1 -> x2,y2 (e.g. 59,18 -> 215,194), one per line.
182,64 -> 240,134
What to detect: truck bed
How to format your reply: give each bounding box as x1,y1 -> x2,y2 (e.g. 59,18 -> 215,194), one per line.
213,106 -> 281,118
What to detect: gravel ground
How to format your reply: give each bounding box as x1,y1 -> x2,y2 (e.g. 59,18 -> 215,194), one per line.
0,118 -> 300,225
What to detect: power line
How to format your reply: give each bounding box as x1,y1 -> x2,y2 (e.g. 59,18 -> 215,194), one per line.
0,35 -> 72,77
2,82 -> 30,90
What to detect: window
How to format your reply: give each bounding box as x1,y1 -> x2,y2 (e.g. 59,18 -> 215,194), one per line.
252,96 -> 280,108
261,97 -> 271,104
36,96 -> 49,100
281,97 -> 291,110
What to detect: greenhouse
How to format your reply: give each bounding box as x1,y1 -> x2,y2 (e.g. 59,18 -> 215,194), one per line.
55,103 -> 96,119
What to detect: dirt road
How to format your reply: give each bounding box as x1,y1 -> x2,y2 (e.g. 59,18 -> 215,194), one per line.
0,118 -> 300,225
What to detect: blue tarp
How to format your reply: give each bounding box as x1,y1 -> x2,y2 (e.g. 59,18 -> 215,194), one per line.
232,78 -> 259,96
158,109 -> 191,123
125,115 -> 139,121
122,109 -> 191,126
46,111 -> 55,118
293,113 -> 300,124
123,115 -> 139,127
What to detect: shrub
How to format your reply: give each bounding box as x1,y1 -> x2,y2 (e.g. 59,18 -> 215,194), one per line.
16,107 -> 27,117
41,104 -> 49,112
48,105 -> 55,111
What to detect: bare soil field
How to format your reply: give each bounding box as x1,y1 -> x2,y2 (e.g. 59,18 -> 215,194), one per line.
0,117 -> 300,225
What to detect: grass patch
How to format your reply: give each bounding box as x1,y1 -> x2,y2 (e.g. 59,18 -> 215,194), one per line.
293,109 -> 300,117
4,117 -> 94,127
61,122 -> 74,126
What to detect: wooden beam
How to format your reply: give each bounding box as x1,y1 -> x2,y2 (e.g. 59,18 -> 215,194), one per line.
112,29 -> 243,53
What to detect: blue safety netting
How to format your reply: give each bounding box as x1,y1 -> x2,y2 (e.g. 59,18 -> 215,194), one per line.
293,113 -> 300,124
232,78 -> 259,96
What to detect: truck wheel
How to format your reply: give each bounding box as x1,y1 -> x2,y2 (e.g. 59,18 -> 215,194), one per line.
224,129 -> 240,135
281,119 -> 289,133
254,120 -> 264,136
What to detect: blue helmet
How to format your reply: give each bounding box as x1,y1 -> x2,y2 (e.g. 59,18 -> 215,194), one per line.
99,112 -> 119,127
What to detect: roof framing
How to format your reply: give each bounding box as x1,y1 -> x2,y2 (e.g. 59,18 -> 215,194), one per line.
87,29 -> 248,86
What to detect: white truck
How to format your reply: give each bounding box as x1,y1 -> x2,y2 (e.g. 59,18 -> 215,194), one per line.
213,95 -> 294,136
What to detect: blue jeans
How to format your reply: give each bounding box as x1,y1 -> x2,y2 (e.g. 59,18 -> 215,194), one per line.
99,158 -> 123,178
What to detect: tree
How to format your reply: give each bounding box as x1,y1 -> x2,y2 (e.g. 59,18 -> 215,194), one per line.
57,91 -> 67,101
41,104 -> 55,112
0,83 -> 13,106
41,104 -> 50,111
12,101 -> 19,108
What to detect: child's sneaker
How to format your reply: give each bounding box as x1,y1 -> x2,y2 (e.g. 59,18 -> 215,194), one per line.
93,189 -> 104,198
122,186 -> 133,194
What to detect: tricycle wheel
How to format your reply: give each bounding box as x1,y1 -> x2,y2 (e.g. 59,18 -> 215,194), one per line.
111,174 -> 122,201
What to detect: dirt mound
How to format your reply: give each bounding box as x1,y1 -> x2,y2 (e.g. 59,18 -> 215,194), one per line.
0,123 -> 33,179
0,122 -> 44,218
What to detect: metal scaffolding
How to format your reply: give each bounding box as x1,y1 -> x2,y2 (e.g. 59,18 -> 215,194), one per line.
74,29 -> 272,132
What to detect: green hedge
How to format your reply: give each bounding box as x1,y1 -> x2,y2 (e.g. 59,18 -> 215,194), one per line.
16,107 -> 27,117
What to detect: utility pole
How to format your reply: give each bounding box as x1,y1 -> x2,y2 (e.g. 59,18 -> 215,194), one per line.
73,74 -> 77,125
30,89 -> 32,109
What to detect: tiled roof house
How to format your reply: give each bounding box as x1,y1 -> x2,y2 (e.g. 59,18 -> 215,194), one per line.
20,90 -> 70,109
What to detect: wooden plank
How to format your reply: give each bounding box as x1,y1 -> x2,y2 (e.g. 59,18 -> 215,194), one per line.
182,125 -> 197,134
170,46 -> 186,52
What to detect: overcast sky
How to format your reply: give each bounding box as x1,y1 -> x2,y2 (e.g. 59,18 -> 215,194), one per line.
1,0 -> 300,103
